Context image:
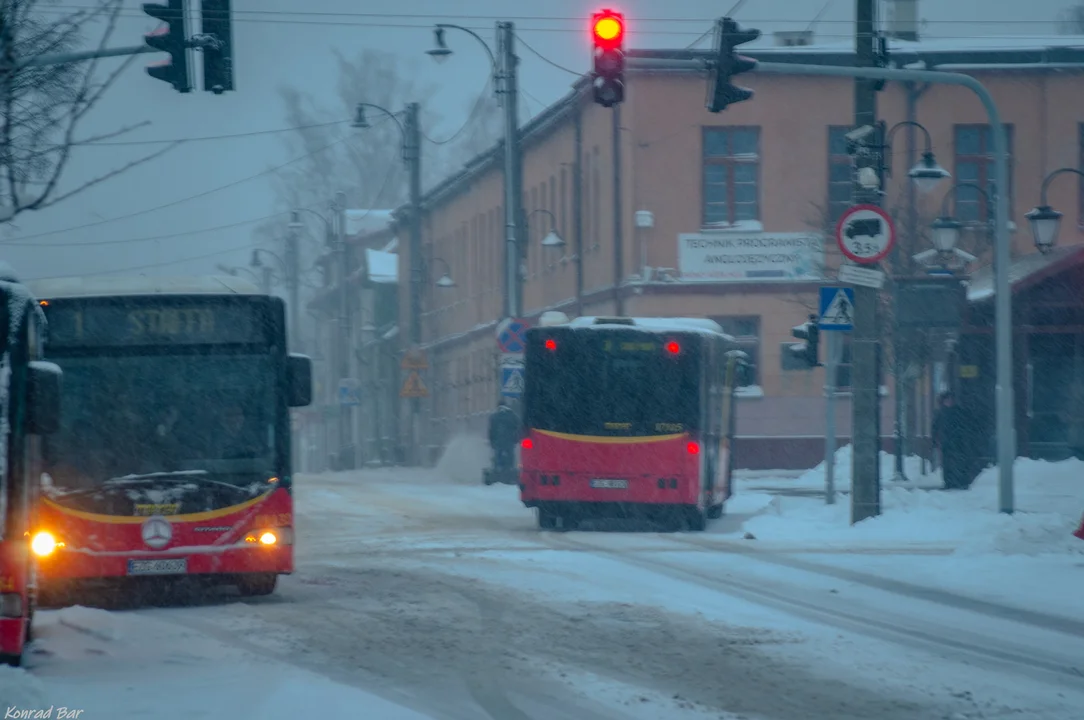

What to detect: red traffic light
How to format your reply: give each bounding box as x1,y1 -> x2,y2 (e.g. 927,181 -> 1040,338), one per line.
592,10 -> 624,50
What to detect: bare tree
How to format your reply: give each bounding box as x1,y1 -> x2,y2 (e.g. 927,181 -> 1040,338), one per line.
0,0 -> 178,222
1058,3 -> 1084,33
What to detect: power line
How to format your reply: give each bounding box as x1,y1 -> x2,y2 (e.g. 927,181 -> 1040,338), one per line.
4,134 -> 352,241
2,211 -> 288,247
79,120 -> 347,146
39,6 -> 1076,25
25,239 -> 264,281
515,33 -> 582,76
420,79 -> 494,146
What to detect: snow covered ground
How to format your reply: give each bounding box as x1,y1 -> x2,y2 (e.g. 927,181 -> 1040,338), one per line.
6,435 -> 1083,719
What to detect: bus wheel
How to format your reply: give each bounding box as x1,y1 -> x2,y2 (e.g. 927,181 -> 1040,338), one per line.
537,508 -> 558,530
706,503 -> 723,520
237,574 -> 277,597
684,507 -> 707,532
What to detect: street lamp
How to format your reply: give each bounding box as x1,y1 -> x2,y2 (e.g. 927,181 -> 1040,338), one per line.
428,21 -> 522,320
881,120 -> 951,194
1025,167 -> 1084,254
427,257 -> 456,288
526,208 -> 566,249
921,182 -> 993,265
427,27 -> 452,63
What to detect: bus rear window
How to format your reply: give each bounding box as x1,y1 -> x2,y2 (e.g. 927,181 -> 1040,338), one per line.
526,333 -> 699,435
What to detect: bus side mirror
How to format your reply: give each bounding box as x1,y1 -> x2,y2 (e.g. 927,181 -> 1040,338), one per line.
286,353 -> 313,407
27,360 -> 61,434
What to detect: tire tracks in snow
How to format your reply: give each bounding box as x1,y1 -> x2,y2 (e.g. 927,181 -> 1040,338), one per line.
533,531 -> 1084,689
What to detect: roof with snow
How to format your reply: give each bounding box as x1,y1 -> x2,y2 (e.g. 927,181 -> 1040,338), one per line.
28,275 -> 263,299
344,209 -> 395,238
365,248 -> 397,284
543,316 -> 735,339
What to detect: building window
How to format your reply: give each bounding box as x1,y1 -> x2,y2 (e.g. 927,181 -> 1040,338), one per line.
827,126 -> 854,225
559,167 -> 568,241
702,126 -> 760,227
953,124 -> 1014,224
712,316 -> 761,386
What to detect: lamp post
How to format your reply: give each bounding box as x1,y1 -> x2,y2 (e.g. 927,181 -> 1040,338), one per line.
1025,167 -> 1084,253
526,207 -> 567,250
864,120 -> 950,486
251,247 -> 288,304
428,22 -> 522,321
289,206 -> 335,355
352,101 -> 423,464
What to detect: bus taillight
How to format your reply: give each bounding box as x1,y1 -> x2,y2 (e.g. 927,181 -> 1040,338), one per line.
522,438 -> 534,449
666,341 -> 680,354
686,442 -> 699,455
544,339 -> 557,351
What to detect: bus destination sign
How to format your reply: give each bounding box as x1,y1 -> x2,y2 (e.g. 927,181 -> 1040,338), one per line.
42,300 -> 269,347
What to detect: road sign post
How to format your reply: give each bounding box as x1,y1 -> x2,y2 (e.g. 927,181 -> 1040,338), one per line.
818,286 -> 852,506
337,378 -> 361,407
400,349 -> 429,399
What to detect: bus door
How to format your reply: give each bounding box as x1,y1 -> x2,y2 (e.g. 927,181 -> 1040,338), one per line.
719,349 -> 745,501
702,337 -> 721,503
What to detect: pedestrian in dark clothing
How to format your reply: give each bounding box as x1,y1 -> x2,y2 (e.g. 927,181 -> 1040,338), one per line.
932,391 -> 970,490
488,401 -> 522,471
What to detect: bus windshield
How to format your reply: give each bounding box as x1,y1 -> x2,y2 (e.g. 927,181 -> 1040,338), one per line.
526,331 -> 700,436
42,354 -> 275,491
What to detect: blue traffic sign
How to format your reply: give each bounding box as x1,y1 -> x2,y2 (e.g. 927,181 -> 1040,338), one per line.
500,366 -> 525,397
497,318 -> 530,353
818,286 -> 854,331
338,378 -> 362,406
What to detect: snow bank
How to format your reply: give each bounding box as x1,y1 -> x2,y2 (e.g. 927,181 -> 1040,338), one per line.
433,433 -> 490,484
783,444 -> 940,493
738,456 -> 1084,556
0,666 -> 47,709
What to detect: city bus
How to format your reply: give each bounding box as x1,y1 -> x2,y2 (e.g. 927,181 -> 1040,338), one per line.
28,276 -> 312,602
0,271 -> 61,666
519,316 -> 753,531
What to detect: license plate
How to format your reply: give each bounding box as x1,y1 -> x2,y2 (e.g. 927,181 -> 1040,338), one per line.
590,478 -> 628,489
127,558 -> 187,576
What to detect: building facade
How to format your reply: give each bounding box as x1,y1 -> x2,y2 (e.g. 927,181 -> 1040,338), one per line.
388,36 -> 1084,469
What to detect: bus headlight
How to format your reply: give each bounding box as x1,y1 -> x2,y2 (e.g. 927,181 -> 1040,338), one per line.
31,531 -> 60,557
244,528 -> 292,546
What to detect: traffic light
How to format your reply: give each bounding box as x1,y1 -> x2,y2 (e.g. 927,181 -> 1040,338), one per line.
790,314 -> 820,368
143,0 -> 190,92
591,10 -> 625,108
706,17 -> 760,113
200,0 -> 234,93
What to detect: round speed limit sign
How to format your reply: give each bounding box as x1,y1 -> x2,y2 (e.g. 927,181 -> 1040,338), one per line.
835,204 -> 896,264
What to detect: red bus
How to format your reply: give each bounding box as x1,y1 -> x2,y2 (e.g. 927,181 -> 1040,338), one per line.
520,316 -> 752,531
28,276 -> 312,602
1,273 -> 61,666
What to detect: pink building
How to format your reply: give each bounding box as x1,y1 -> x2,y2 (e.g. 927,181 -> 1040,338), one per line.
389,34 -> 1084,469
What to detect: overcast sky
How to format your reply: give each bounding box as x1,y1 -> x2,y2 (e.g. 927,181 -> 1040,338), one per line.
0,0 -> 1074,283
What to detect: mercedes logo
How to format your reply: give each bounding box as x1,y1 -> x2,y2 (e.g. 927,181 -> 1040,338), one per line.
141,515 -> 173,550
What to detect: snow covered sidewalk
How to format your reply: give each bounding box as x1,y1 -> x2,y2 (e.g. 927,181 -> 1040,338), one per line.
725,449 -> 1084,619
1,606 -> 440,720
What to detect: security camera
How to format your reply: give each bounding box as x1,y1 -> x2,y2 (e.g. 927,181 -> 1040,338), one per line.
845,125 -> 876,143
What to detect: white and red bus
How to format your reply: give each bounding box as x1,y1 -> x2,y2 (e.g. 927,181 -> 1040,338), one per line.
520,316 -> 752,531
0,272 -> 62,666
29,276 -> 311,602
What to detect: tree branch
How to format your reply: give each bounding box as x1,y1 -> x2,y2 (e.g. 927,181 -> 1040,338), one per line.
32,141 -> 184,211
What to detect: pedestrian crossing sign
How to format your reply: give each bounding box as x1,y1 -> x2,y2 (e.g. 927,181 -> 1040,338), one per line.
818,286 -> 854,331
501,366 -> 525,397
400,370 -> 429,398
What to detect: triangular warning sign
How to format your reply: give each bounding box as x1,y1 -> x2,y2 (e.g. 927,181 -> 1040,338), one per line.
821,289 -> 853,326
502,367 -> 524,394
400,370 -> 429,398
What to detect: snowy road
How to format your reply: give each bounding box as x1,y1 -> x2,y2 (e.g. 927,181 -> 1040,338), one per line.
16,466 -> 1084,719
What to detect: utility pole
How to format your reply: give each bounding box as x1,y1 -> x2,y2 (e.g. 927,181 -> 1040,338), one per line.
497,21 -> 523,319
851,0 -> 882,523
259,265 -> 272,295
824,331 -> 840,505
404,102 -> 423,465
285,223 -> 300,353
334,190 -> 351,469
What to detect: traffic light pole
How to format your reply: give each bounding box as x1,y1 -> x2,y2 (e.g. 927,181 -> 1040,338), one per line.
628,43 -> 1015,515
849,0 -> 881,523
8,45 -> 153,70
